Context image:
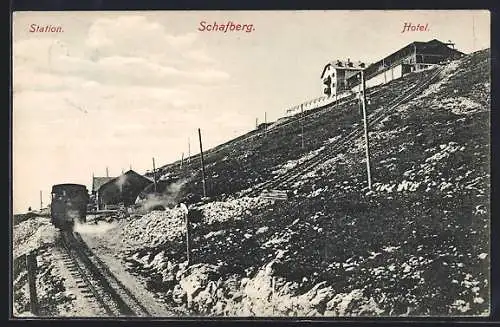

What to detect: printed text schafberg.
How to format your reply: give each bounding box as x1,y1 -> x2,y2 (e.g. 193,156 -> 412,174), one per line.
198,21 -> 255,33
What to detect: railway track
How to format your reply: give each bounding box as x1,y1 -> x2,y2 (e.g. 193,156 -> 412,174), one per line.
60,230 -> 152,317
156,80 -> 384,174
160,68 -> 438,183
245,66 -> 445,196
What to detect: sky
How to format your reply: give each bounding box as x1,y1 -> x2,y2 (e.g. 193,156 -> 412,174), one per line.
12,10 -> 490,213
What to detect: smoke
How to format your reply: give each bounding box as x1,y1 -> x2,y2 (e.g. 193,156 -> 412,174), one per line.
137,178 -> 188,212
73,220 -> 118,235
166,178 -> 188,196
140,195 -> 173,212
116,174 -> 128,192
66,209 -> 87,225
66,209 -> 79,221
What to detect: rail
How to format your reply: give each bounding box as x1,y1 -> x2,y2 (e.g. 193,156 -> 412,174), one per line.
60,230 -> 151,317
244,65 -> 445,196
60,230 -> 116,316
73,232 -> 152,316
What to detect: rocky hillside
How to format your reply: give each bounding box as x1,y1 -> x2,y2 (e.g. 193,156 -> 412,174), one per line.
152,66 -> 440,199
99,49 -> 490,317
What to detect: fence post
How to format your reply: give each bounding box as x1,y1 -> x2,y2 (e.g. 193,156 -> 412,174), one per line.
26,252 -> 39,315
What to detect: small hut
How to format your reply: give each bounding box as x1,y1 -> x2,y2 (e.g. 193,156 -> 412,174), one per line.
97,170 -> 153,209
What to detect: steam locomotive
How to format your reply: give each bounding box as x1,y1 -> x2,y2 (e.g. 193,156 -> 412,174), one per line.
50,183 -> 89,229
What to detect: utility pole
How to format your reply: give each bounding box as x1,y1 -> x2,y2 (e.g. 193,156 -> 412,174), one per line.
472,15 -> 476,52
106,167 -> 109,177
188,138 -> 191,164
264,112 -> 267,135
256,117 -> 258,129
301,104 -> 305,150
152,157 -> 157,192
360,70 -> 373,190
180,152 -> 184,169
39,191 -> 43,210
198,128 -> 207,198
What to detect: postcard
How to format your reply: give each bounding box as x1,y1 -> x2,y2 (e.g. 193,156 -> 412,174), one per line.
11,10 -> 491,318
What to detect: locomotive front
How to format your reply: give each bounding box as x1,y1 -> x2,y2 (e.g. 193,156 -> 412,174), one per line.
50,184 -> 90,229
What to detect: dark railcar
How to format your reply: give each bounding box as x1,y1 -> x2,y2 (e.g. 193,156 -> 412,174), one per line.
51,183 -> 89,229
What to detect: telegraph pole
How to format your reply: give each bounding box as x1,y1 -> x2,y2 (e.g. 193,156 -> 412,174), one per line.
106,167 -> 109,177
188,138 -> 191,164
301,104 -> 305,150
180,152 -> 184,169
39,191 -> 43,210
472,15 -> 476,52
360,70 -> 373,190
152,157 -> 157,192
198,128 -> 207,198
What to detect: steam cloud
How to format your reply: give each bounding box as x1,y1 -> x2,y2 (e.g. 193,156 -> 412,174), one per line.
116,174 -> 128,192
66,209 -> 86,225
73,220 -> 118,235
137,178 -> 189,212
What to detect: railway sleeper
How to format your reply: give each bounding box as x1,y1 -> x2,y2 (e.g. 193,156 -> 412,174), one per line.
61,231 -> 152,317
